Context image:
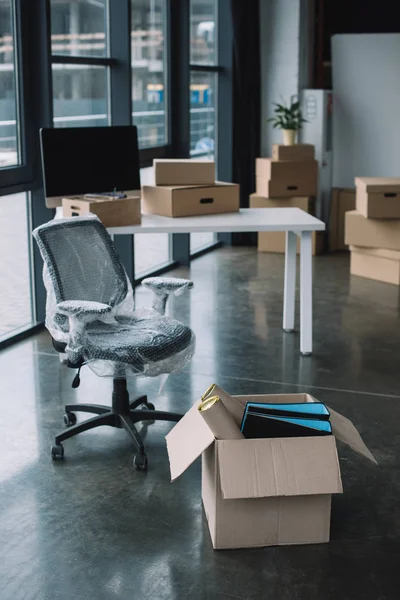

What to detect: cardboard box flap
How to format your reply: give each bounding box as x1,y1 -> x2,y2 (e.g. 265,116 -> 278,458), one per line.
156,182 -> 234,191
327,406 -> 378,464
356,177 -> 400,193
217,436 -> 343,500
165,400 -> 215,481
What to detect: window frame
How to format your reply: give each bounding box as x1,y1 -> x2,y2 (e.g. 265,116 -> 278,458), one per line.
0,0 -> 233,348
0,0 -> 34,187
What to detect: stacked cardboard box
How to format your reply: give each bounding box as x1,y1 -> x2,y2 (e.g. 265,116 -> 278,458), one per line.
142,159 -> 240,217
252,144 -> 322,254
329,188 -> 356,251
345,178 -> 400,285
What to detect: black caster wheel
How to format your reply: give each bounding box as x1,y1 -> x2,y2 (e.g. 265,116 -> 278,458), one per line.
51,444 -> 64,460
142,402 -> 155,411
133,453 -> 148,471
63,412 -> 77,427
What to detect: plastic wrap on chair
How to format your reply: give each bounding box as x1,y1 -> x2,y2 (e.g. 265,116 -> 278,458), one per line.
142,277 -> 194,314
33,215 -> 195,378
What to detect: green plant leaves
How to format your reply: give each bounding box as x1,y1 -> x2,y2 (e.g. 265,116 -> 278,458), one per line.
268,98 -> 307,131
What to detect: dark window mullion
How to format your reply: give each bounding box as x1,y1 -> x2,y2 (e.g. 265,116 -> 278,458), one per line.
109,0 -> 134,284
51,54 -> 116,67
189,64 -> 222,72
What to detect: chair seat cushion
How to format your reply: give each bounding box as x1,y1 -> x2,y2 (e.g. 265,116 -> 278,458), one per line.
84,314 -> 193,371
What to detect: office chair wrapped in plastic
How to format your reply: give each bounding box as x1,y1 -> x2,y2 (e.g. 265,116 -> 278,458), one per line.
33,216 -> 195,470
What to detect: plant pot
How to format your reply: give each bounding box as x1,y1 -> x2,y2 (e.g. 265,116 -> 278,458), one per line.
282,129 -> 297,146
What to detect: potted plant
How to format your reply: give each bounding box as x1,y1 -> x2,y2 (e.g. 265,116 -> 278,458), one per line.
268,99 -> 307,146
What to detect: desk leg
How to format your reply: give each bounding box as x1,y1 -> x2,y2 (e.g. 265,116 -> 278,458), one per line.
283,231 -> 297,332
300,231 -> 313,356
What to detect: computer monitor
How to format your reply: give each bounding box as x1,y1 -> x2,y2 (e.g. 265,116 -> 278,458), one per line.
40,125 -> 141,208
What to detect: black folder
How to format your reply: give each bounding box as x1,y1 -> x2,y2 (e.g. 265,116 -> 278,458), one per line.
241,413 -> 332,439
240,402 -> 330,432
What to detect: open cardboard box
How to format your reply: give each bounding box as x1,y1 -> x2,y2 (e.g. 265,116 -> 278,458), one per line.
166,391 -> 376,550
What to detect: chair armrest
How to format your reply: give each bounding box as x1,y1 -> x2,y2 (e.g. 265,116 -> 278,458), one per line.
57,300 -> 113,318
142,277 -> 194,314
57,300 -> 112,317
56,301 -> 113,365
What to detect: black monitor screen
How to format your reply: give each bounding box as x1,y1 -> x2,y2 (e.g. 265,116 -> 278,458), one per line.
40,126 -> 141,198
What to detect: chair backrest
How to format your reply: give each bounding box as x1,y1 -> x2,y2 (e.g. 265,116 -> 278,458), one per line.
33,216 -> 128,306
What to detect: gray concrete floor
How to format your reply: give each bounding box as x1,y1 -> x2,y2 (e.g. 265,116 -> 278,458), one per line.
0,247 -> 399,599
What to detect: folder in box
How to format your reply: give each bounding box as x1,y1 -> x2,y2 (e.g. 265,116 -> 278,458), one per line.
245,401 -> 330,421
241,413 -> 332,439
240,401 -> 330,431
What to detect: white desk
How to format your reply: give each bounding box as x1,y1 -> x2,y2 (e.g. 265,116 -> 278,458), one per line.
109,208 -> 326,355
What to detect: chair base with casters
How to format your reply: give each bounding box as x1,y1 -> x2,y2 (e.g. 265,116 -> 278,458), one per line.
52,376 -> 182,470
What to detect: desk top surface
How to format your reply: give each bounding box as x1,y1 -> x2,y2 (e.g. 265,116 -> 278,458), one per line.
108,208 -> 325,235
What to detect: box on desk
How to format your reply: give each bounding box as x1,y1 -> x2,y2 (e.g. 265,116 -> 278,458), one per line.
355,177 -> 400,219
62,194 -> 141,227
154,159 -> 215,186
272,144 -> 315,162
256,158 -> 318,198
249,193 -> 323,255
345,210 -> 400,251
350,245 -> 400,286
142,182 -> 239,217
166,392 -> 376,550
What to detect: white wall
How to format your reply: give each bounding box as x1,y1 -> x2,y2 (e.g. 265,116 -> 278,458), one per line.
260,0 -> 311,156
332,34 -> 400,187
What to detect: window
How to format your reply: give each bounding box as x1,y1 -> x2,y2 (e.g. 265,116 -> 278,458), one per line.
190,0 -> 217,65
190,70 -> 216,159
0,0 -> 19,167
51,0 -> 108,57
0,193 -> 33,339
190,0 -> 218,253
52,65 -> 109,128
131,0 -> 167,148
50,0 -> 110,128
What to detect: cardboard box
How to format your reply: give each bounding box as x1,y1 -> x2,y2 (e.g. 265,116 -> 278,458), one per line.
166,392 -> 376,550
355,177 -> 400,219
142,182 -> 239,217
249,194 -> 323,254
350,245 -> 400,285
258,230 -> 324,255
249,193 -> 314,213
272,144 -> 315,162
256,158 -> 318,198
330,188 -> 356,251
62,194 -> 141,227
154,159 -> 215,186
345,210 -> 400,251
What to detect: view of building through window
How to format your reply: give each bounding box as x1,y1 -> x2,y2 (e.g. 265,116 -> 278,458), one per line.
48,0 -> 218,151
190,0 -> 216,65
131,0 -> 167,147
51,0 -> 109,128
0,0 -> 19,167
50,0 -> 107,57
